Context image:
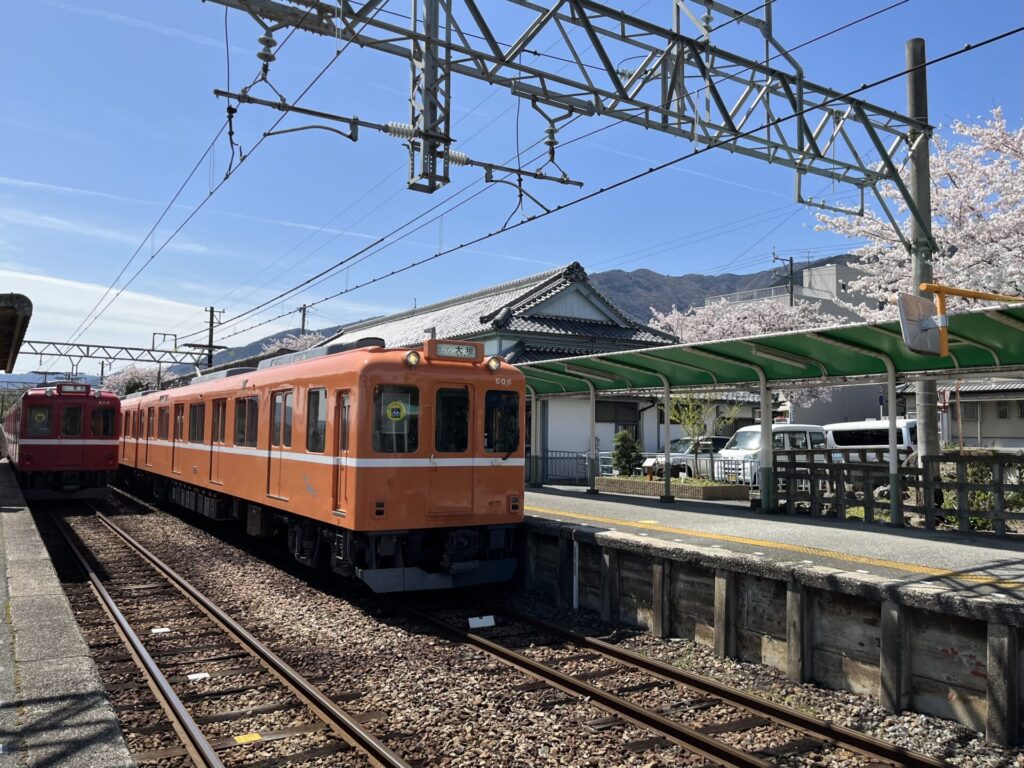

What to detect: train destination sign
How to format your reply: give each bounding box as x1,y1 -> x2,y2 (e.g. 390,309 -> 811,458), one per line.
435,343 -> 479,360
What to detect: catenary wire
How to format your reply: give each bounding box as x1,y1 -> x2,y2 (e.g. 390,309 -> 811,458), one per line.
196,0 -> 907,341
211,22 -> 1023,341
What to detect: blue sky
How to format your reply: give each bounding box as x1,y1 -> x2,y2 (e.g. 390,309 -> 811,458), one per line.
2,0 -> 1022,374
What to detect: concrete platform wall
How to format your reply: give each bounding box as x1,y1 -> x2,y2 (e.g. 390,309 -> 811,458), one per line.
523,519 -> 1021,745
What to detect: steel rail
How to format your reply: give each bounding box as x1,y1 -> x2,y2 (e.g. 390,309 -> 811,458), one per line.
51,513 -> 226,768
490,604 -> 947,768
389,600 -> 773,768
92,511 -> 412,768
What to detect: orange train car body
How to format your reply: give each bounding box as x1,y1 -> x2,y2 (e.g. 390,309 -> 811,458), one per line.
3,383 -> 120,499
118,339 -> 525,591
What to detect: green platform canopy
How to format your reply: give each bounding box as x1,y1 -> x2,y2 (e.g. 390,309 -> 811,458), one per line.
518,305 -> 1024,395
517,304 -> 1024,511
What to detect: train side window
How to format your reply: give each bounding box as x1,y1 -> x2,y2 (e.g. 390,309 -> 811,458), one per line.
27,406 -> 52,437
146,408 -> 155,438
188,403 -> 206,443
338,392 -> 351,452
173,404 -> 184,441
92,407 -> 116,438
372,385 -> 418,453
435,388 -> 469,453
271,391 -> 293,448
306,388 -> 327,453
121,412 -> 128,437
157,407 -> 170,440
211,399 -> 227,444
234,397 -> 259,447
484,391 -> 518,453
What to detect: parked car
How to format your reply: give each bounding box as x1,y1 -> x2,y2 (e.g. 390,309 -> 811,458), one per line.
824,418 -> 917,456
717,423 -> 828,484
647,436 -> 730,477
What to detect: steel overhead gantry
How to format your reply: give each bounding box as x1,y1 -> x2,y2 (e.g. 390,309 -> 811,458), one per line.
21,341 -> 207,367
206,0 -> 934,249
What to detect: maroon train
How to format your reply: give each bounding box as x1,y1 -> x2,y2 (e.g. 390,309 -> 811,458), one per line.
2,383 -> 121,498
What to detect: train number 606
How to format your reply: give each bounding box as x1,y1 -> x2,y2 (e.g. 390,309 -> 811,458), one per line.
494,377 -> 514,386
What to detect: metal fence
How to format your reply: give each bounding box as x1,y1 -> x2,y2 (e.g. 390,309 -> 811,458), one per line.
773,448 -> 1024,535
527,450 -> 591,486
597,451 -> 759,486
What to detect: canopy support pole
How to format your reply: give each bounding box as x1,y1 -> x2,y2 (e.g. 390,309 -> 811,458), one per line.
886,362 -> 902,526
585,381 -> 599,494
526,385 -> 541,487
759,373 -> 774,512
661,379 -> 673,503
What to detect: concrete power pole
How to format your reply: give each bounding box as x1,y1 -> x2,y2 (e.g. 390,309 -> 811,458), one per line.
207,306 -> 217,369
300,304 -> 307,335
907,39 -> 939,463
772,249 -> 795,306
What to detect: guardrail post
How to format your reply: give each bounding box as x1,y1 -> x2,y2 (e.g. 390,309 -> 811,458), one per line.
600,548 -> 619,622
923,457 -> 937,529
652,559 -> 671,638
956,459 -> 970,531
786,580 -> 812,683
992,460 -> 1006,536
713,569 -> 736,658
879,598 -> 909,713
986,623 -> 1019,745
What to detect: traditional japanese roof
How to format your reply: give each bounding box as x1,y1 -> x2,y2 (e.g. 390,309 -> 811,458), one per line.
320,262 -> 674,354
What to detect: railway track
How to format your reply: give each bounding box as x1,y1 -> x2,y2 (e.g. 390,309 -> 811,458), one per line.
390,598 -> 948,768
53,507 -> 410,768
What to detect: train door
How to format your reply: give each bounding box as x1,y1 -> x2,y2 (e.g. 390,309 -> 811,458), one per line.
267,390 -> 292,499
172,404 -> 184,474
144,407 -> 154,466
429,385 -> 474,515
58,404 -> 85,467
332,390 -> 351,513
210,399 -> 226,484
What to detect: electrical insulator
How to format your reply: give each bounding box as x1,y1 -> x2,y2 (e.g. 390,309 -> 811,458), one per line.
448,150 -> 471,167
257,33 -> 277,64
385,122 -> 417,140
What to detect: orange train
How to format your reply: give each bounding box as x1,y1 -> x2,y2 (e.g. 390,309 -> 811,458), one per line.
119,338 -> 525,592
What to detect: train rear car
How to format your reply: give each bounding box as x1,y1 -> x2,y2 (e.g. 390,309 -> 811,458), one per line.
119,338 -> 525,592
3,383 -> 121,499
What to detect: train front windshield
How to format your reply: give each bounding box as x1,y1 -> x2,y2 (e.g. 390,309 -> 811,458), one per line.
484,391 -> 519,453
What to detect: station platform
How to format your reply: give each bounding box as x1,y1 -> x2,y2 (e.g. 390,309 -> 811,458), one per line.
0,460 -> 132,767
526,486 -> 1024,602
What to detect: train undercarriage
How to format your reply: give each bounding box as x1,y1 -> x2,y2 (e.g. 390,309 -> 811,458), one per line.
118,467 -> 519,592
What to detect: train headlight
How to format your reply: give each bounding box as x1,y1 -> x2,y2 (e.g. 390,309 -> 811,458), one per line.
486,356 -> 501,372
404,350 -> 421,368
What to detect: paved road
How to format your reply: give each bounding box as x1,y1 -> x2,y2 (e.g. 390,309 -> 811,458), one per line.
526,487 -> 1024,595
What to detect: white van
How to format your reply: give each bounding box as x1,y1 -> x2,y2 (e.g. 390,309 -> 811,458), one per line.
824,419 -> 917,453
717,423 -> 827,483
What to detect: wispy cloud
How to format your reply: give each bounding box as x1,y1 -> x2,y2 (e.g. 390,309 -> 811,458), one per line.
0,207 -> 209,254
43,1 -> 250,54
589,143 -> 792,199
0,116 -> 101,145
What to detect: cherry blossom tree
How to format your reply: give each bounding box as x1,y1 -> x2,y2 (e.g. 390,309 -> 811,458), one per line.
650,299 -> 842,406
817,108 -> 1024,320
103,365 -> 160,396
261,332 -> 325,354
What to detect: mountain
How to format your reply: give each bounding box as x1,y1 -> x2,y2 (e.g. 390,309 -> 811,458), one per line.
590,253 -> 853,324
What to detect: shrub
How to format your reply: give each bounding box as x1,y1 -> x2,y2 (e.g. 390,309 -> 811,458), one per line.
611,430 -> 643,476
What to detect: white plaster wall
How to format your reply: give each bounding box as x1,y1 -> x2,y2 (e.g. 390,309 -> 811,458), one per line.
546,398 -> 592,452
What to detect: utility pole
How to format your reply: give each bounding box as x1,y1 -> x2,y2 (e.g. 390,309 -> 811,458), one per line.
907,38 -> 939,464
772,248 -> 795,306
182,308 -> 226,370
299,304 -> 307,335
207,306 -> 216,368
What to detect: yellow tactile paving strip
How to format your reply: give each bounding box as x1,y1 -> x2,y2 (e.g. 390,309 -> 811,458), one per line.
526,505 -> 1024,590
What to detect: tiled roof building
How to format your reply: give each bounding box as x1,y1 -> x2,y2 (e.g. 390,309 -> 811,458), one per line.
321,262 -> 674,361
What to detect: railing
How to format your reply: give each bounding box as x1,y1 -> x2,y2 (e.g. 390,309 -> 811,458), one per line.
597,451 -> 759,486
528,450 -> 590,486
773,449 -> 1024,535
